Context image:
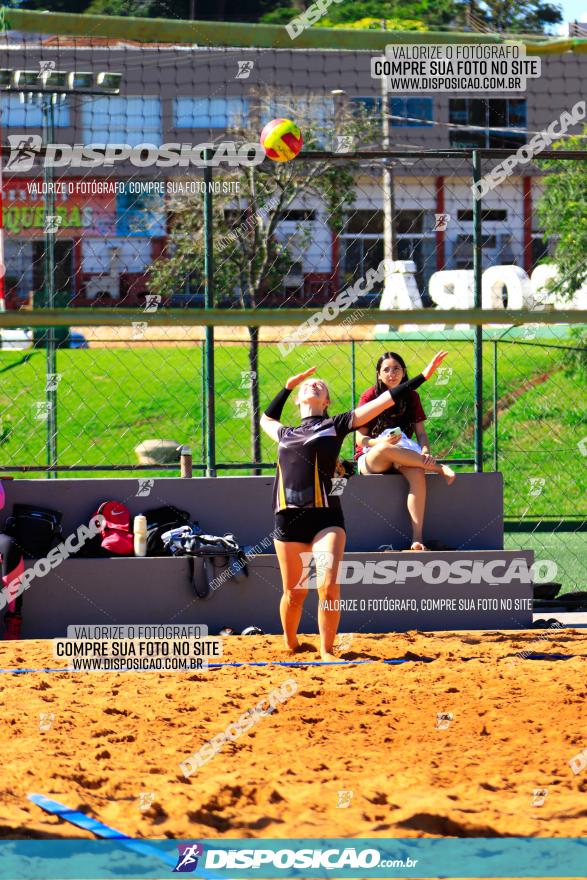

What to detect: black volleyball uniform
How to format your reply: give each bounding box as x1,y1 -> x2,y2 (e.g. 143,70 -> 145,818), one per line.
273,412 -> 354,543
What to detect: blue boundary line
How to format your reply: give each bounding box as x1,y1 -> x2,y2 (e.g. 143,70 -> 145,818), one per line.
0,653 -> 582,673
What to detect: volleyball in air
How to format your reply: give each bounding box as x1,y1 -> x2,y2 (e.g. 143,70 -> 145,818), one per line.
260,118 -> 303,162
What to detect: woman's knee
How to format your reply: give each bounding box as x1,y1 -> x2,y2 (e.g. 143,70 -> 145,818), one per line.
401,466 -> 425,484
318,578 -> 340,603
283,586 -> 307,608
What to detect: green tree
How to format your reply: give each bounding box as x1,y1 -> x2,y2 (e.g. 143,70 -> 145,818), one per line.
84,0 -> 163,15
261,0 -> 456,29
536,125 -> 587,302
462,0 -> 562,33
149,95 -> 378,470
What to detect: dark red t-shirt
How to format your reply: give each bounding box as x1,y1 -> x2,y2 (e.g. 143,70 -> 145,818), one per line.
354,387 -> 426,460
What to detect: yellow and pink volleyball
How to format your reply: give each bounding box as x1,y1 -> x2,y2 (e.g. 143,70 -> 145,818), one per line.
260,118 -> 303,162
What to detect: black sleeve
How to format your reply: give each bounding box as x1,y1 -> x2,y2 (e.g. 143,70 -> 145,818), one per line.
264,387 -> 291,420
389,373 -> 426,402
332,411 -> 355,439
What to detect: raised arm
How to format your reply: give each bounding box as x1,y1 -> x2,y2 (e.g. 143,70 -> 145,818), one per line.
351,351 -> 449,429
260,367 -> 317,443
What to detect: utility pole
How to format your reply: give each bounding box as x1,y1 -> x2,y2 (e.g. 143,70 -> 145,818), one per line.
381,21 -> 397,306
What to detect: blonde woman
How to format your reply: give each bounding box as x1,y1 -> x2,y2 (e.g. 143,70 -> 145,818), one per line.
260,351 -> 450,660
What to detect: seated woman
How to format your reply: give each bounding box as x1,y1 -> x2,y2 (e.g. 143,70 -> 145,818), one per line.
1,532 -> 24,639
0,484 -> 24,639
355,351 -> 455,551
260,351 -> 451,660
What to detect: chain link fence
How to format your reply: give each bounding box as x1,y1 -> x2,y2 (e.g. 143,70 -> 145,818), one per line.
0,23 -> 585,595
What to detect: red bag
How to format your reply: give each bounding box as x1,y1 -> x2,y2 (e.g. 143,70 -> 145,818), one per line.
93,501 -> 134,556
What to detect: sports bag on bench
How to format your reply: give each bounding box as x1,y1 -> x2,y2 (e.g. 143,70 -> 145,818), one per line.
4,504 -> 64,558
144,505 -> 192,557
161,526 -> 248,599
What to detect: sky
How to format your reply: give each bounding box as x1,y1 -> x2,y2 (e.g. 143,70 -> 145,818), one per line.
558,0 -> 587,30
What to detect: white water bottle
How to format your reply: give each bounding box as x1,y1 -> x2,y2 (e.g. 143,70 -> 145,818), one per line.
134,514 -> 147,557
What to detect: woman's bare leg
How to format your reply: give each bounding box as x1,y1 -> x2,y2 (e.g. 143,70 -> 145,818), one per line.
398,466 -> 426,546
274,538 -> 311,651
312,526 -> 346,661
365,444 -> 455,485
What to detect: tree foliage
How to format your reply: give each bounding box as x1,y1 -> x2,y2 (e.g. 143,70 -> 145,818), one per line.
149,96 -> 379,466
536,125 -> 587,302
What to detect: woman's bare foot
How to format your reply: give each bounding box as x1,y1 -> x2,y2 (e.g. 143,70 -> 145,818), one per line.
320,650 -> 339,662
284,637 -> 301,653
409,541 -> 427,551
441,464 -> 456,485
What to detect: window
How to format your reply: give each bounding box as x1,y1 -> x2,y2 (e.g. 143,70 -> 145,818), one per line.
344,210 -> 383,235
174,97 -> 249,129
3,94 -> 70,127
458,209 -> 508,222
390,97 -> 433,127
351,96 -> 381,115
351,97 -> 433,127
83,97 -> 161,146
449,99 -> 526,148
278,210 -> 316,222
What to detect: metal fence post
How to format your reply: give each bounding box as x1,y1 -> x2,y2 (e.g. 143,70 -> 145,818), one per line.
493,339 -> 498,472
43,94 -> 58,479
472,150 -> 484,473
203,149 -> 216,477
350,338 -> 356,407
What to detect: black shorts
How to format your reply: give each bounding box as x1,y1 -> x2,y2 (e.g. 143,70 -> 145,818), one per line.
274,508 -> 346,544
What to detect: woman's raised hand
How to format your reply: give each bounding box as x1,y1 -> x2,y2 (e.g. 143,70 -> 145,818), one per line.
285,367 -> 317,390
422,350 -> 449,381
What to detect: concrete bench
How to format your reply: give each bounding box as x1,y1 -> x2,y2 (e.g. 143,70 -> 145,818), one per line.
1,475 -> 534,637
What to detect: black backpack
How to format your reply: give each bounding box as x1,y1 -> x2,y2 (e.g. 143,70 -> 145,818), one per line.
143,505 -> 192,556
5,504 -> 64,558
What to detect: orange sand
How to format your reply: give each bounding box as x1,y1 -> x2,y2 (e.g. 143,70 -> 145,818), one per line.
0,630 -> 585,873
